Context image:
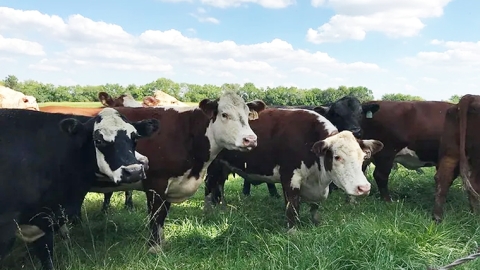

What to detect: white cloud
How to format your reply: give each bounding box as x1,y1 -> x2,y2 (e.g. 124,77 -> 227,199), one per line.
307,0 -> 452,43
0,34 -> 45,56
189,8 -> 220,24
159,0 -> 295,8
402,40 -> 480,68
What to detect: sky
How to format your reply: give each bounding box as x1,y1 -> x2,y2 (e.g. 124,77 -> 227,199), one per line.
0,0 -> 478,101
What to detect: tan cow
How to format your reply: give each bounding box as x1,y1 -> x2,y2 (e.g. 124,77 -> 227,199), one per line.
0,86 -> 39,110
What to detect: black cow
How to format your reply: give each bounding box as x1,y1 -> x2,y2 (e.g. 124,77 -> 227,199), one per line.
0,108 -> 159,270
204,95 -> 380,208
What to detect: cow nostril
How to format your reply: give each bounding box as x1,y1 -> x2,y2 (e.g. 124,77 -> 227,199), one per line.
357,185 -> 370,194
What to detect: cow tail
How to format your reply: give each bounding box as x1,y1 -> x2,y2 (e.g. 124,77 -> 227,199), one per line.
458,95 -> 478,198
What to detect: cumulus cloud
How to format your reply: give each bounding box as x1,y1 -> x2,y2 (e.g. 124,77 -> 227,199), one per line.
0,34 -> 45,56
402,40 -> 480,68
159,0 -> 295,8
307,0 -> 452,43
0,6 -> 383,93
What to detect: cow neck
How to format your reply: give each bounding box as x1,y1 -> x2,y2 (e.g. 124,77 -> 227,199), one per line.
204,121 -> 222,162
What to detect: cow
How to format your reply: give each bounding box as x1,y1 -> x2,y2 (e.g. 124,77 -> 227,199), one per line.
203,108 -> 384,231
98,92 -> 160,108
0,107 -> 159,270
0,86 -> 39,111
358,100 -> 454,202
37,91 -> 266,253
204,95 -> 381,208
433,94 -> 480,223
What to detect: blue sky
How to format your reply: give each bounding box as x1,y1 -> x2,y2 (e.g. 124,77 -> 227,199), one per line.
0,0 -> 478,100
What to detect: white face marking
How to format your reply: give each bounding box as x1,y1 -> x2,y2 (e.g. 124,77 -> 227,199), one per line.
394,147 -> 432,170
319,131 -> 371,196
16,225 -> 45,243
277,108 -> 338,135
94,108 -> 140,183
122,95 -> 143,107
208,92 -> 258,152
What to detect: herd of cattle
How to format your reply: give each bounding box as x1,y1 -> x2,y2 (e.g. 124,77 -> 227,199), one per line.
0,85 -> 479,269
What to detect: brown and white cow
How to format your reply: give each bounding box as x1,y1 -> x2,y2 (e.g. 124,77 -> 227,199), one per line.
433,94 -> 480,223
0,86 -> 39,111
40,91 -> 265,253
204,108 -> 384,231
359,100 -> 453,202
98,92 -> 160,108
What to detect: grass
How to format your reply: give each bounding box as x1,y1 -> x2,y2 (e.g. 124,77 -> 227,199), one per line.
3,167 -> 480,270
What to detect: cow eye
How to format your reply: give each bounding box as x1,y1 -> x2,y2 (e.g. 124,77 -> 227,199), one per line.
94,139 -> 105,146
221,113 -> 228,119
334,156 -> 342,161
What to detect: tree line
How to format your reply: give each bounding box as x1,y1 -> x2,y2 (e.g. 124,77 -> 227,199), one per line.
1,75 -> 459,105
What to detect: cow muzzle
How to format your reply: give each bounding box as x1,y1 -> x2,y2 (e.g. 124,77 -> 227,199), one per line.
120,164 -> 146,183
240,135 -> 258,151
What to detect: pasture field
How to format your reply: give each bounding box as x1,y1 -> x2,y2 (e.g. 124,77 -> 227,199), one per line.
3,167 -> 480,270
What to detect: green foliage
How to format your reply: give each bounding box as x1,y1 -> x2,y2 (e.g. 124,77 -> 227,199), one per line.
381,93 -> 425,101
448,95 -> 461,104
1,75 -> 379,105
3,167 -> 480,269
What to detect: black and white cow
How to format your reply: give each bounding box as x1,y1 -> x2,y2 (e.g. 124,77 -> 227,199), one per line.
0,108 -> 159,270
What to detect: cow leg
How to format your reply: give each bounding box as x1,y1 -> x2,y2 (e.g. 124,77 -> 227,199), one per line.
146,190 -> 170,253
372,155 -> 396,202
0,217 -> 16,260
124,191 -> 134,210
102,192 -> 113,213
242,180 -> 252,196
432,156 -> 458,223
309,203 -> 320,225
280,171 -> 301,232
466,173 -> 480,215
30,231 -> 54,270
267,183 -> 280,198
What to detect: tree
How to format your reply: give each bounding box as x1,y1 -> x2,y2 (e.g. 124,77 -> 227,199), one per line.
381,93 -> 424,101
3,75 -> 19,90
448,94 -> 461,104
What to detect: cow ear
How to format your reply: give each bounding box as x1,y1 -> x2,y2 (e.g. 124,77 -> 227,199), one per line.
358,139 -> 384,158
311,140 -> 329,157
199,99 -> 218,119
313,106 -> 329,116
22,96 -> 29,103
60,118 -> 85,136
98,92 -> 114,107
362,104 -> 380,116
132,119 -> 160,137
247,100 -> 266,113
143,96 -> 158,107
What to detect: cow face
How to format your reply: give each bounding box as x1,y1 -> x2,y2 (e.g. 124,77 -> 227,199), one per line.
60,108 -> 160,183
20,95 -> 40,111
311,131 -> 384,196
199,91 -> 266,152
313,96 -> 380,138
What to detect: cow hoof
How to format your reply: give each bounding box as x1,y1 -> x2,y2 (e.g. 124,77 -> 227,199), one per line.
148,244 -> 164,254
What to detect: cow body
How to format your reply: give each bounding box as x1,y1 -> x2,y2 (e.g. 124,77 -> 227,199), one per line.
360,100 -> 453,201
204,108 -> 384,229
0,86 -> 39,111
0,108 -> 159,269
204,95 -> 380,207
38,92 -> 265,253
433,95 -> 480,223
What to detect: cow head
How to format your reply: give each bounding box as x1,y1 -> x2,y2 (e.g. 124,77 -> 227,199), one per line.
313,96 -> 380,138
199,91 -> 266,152
59,108 -> 160,183
98,92 -> 143,108
311,131 -> 384,196
20,95 -> 40,111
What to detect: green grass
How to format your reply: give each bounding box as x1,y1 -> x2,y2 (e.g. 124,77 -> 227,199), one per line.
3,167 -> 480,270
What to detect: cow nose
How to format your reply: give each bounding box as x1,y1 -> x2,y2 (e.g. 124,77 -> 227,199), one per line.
357,184 -> 371,195
243,135 -> 257,148
121,164 -> 146,183
352,128 -> 362,138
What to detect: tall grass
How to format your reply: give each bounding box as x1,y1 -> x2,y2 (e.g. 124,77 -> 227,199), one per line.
3,167 -> 480,270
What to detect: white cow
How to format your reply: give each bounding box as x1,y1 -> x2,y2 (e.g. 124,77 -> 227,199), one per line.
0,86 -> 39,111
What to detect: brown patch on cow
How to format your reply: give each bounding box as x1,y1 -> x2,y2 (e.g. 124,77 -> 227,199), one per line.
98,92 -> 127,107
143,96 -> 160,107
199,99 -> 219,120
